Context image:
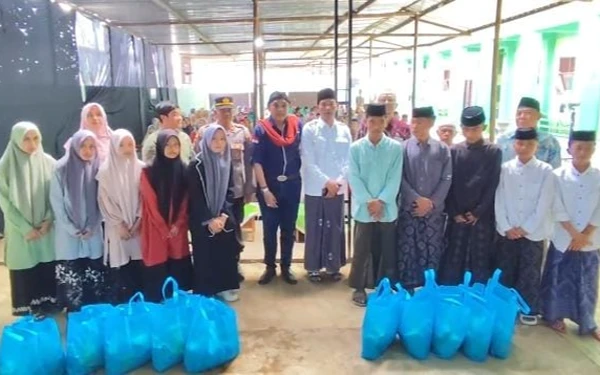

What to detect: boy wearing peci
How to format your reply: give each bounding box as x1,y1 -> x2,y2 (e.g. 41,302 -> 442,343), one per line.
494,128 -> 554,325
541,130 -> 600,340
347,104 -> 403,306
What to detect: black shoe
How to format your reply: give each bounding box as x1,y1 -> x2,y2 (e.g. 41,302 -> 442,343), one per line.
258,267 -> 276,285
281,268 -> 298,285
238,264 -> 245,283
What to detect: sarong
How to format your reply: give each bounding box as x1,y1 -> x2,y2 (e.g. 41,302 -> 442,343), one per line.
396,210 -> 446,289
303,194 -> 346,272
540,244 -> 599,334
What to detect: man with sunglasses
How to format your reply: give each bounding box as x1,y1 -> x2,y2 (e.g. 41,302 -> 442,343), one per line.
252,91 -> 302,285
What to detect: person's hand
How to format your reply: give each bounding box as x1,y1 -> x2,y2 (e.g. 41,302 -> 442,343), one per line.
413,197 -> 433,217
368,199 -> 384,221
454,214 -> 467,223
263,189 -> 278,208
569,231 -> 592,251
208,218 -> 224,234
81,229 -> 93,240
169,225 -> 179,238
325,180 -> 340,198
119,222 -> 131,240
39,220 -> 52,235
129,219 -> 141,236
25,229 -> 41,241
515,227 -> 528,238
465,212 -> 479,225
506,228 -> 522,240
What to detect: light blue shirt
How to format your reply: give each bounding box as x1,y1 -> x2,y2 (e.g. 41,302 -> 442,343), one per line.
497,130 -> 562,169
301,118 -> 352,197
348,135 -> 403,223
49,173 -> 103,261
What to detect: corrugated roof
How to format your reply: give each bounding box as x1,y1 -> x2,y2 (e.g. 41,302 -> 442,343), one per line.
66,0 -> 579,63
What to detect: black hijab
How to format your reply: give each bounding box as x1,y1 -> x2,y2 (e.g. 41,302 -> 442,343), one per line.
146,129 -> 186,224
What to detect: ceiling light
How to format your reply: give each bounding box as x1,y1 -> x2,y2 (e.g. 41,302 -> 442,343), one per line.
254,37 -> 264,48
58,3 -> 73,13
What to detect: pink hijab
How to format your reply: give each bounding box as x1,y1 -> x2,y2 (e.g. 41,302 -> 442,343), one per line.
64,103 -> 113,162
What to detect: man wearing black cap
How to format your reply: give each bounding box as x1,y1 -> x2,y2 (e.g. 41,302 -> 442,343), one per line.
541,130 -> 600,340
397,106 -> 452,290
497,97 -> 562,168
301,88 -> 352,282
439,106 -> 502,285
348,103 -> 403,306
142,101 -> 193,164
494,127 -> 555,325
252,91 -> 302,285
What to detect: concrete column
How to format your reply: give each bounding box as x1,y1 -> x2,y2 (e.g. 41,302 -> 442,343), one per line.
574,12 -> 600,131
511,31 -> 546,114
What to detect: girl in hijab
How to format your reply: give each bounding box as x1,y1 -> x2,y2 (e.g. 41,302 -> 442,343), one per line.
187,125 -> 243,302
64,103 -> 113,162
51,130 -> 106,312
0,122 -> 57,317
140,129 -> 192,302
97,129 -> 144,304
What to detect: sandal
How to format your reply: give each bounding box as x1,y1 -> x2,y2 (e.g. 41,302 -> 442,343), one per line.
308,272 -> 322,283
352,290 -> 367,307
327,272 -> 343,282
519,314 -> 539,326
548,320 -> 567,334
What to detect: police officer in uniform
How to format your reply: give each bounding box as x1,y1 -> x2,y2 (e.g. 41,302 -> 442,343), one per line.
252,91 -> 302,285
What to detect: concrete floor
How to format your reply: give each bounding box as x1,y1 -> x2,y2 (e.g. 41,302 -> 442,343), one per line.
1,230 -> 600,374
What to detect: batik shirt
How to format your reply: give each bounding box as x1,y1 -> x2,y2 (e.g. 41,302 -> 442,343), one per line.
497,130 -> 562,169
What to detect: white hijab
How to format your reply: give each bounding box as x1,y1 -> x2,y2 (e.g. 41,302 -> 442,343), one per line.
96,129 -> 143,225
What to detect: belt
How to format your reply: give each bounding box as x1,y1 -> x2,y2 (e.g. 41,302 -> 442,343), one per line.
271,174 -> 300,183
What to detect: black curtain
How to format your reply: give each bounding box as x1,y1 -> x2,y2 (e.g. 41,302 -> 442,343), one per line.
0,0 -> 82,158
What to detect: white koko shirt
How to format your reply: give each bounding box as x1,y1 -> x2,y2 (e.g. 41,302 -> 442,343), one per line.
552,163 -> 600,252
495,157 -> 554,241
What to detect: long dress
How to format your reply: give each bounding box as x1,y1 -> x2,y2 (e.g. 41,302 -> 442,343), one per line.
51,130 -> 106,312
139,169 -> 192,302
396,137 -> 452,289
439,140 -> 502,285
186,159 -> 243,296
97,129 -> 144,304
0,122 -> 58,315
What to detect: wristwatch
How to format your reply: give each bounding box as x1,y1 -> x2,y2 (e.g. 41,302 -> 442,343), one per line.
261,186 -> 269,193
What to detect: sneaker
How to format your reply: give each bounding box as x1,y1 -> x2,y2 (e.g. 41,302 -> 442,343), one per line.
218,290 -> 240,303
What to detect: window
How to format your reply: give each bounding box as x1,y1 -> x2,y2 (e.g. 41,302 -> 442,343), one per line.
558,57 -> 576,91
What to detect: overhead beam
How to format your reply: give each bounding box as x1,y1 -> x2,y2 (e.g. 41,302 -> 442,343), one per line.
319,0 -> 423,58
148,0 -> 230,56
370,0 -> 575,59
262,32 -> 464,38
418,18 -> 468,34
300,0 -> 378,59
110,11 -> 414,27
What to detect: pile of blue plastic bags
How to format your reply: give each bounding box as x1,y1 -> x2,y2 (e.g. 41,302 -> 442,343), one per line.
0,277 -> 241,375
361,269 -> 530,362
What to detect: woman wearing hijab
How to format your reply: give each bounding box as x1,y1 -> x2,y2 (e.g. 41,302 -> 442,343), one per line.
51,130 -> 106,312
140,129 -> 192,302
187,125 -> 243,302
97,129 -> 144,304
64,103 -> 113,162
0,122 -> 57,316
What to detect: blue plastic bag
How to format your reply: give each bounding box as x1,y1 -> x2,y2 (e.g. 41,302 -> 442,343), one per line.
399,270 -> 437,360
462,290 -> 496,362
104,292 -> 156,375
0,316 -> 64,375
361,278 -> 400,360
151,277 -> 196,372
184,297 -> 241,373
485,269 -> 530,359
432,272 -> 471,359
66,304 -> 117,375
